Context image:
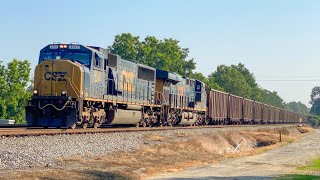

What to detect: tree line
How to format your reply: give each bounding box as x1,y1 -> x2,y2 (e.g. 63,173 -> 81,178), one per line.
1,33 -> 310,123
0,59 -> 31,123
109,33 -> 309,112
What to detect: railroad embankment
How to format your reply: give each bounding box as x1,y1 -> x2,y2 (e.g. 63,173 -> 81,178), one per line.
1,125 -> 313,180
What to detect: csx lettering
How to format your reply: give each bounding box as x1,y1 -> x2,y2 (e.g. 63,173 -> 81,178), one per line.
44,72 -> 67,81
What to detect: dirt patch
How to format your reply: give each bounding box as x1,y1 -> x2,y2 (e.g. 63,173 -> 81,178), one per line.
144,134 -> 167,142
296,125 -> 314,134
1,125 -> 312,180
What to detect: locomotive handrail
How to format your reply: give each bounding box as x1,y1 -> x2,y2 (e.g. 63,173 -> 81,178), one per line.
38,100 -> 74,111
60,77 -> 81,97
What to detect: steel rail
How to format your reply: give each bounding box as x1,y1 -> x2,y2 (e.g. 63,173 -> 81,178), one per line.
0,124 -> 296,137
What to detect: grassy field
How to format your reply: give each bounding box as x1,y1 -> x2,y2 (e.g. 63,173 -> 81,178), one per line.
298,157 -> 320,171
277,174 -> 320,180
278,156 -> 320,180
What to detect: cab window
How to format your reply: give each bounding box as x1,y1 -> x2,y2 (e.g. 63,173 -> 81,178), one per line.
94,53 -> 104,68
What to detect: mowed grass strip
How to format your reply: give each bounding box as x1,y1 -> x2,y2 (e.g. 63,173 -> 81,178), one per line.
298,157 -> 320,171
277,174 -> 320,180
277,157 -> 320,180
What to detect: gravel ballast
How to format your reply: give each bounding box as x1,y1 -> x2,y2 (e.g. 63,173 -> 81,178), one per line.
0,125 -> 294,170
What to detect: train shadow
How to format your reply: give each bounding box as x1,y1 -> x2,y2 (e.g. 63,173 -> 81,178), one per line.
79,170 -> 134,180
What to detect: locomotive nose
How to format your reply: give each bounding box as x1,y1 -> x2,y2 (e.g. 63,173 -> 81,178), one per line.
34,59 -> 82,98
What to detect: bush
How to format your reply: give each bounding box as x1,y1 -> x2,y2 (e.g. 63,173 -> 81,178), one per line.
309,115 -> 320,128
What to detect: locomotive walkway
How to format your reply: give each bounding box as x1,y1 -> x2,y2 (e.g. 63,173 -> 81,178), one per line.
149,129 -> 320,179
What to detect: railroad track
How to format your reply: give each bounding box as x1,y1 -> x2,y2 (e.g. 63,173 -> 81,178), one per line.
0,124 -> 296,137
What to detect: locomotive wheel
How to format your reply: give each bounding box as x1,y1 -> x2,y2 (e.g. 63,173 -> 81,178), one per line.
93,122 -> 100,128
82,123 -> 88,129
70,123 -> 77,129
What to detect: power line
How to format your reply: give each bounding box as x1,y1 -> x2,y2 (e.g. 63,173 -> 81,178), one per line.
257,76 -> 320,78
257,80 -> 320,82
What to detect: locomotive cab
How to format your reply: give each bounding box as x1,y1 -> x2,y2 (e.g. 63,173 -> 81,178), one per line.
26,44 -> 96,128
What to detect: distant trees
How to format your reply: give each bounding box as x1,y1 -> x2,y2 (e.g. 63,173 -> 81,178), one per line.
210,63 -> 286,108
0,59 -> 31,123
310,86 -> 320,116
286,101 -> 310,115
307,86 -> 320,127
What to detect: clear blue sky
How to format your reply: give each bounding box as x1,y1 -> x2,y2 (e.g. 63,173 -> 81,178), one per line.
0,0 -> 319,106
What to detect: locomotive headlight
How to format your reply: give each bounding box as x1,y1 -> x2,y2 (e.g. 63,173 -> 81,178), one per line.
59,44 -> 68,49
61,90 -> 67,96
33,90 -> 38,95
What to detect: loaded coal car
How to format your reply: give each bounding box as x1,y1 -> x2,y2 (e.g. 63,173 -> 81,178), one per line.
26,44 -> 207,128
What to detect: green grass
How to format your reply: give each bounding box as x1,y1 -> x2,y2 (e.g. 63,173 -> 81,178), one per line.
298,157 -> 320,171
276,175 -> 320,180
277,157 -> 320,179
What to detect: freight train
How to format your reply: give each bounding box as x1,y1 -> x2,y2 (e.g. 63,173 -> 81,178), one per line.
26,43 -> 308,128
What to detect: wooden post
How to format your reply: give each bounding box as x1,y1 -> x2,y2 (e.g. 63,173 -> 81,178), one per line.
279,130 -> 282,142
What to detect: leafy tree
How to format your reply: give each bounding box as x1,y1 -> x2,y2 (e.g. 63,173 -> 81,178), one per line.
233,63 -> 262,101
208,63 -> 285,108
0,62 -> 8,118
108,33 -> 141,61
210,64 -> 251,98
309,115 -> 320,127
109,33 -> 196,77
0,59 -> 31,123
286,101 -> 309,115
310,86 -> 320,105
310,86 -> 320,116
260,90 -> 285,108
189,72 -> 223,91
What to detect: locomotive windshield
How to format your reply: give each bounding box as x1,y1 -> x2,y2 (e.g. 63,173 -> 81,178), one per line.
39,52 -> 91,66
38,44 -> 94,67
